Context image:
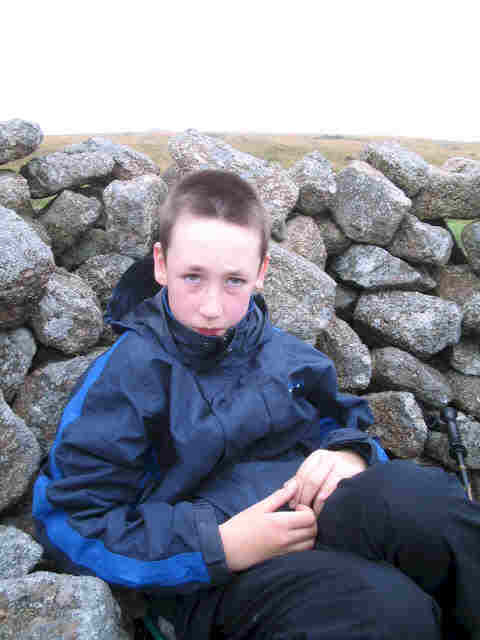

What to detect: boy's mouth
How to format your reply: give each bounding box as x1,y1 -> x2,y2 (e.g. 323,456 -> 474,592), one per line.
196,328 -> 224,336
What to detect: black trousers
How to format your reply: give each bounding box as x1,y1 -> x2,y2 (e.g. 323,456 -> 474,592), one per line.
179,461 -> 480,640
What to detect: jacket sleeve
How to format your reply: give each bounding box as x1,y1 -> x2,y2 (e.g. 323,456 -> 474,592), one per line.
33,336 -> 231,594
295,350 -> 389,465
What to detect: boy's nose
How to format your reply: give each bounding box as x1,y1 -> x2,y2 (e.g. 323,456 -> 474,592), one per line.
199,289 -> 222,319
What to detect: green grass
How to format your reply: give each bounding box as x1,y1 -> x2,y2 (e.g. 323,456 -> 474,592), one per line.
445,218 -> 479,255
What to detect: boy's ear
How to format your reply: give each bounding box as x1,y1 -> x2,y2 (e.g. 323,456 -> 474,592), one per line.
153,243 -> 167,285
255,254 -> 270,291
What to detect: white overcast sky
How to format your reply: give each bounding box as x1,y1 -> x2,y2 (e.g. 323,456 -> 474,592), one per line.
4,1 -> 479,141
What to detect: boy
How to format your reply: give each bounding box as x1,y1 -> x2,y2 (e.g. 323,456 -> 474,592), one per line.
34,170 -> 479,639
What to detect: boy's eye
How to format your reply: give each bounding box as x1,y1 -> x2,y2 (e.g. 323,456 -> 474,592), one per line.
184,274 -> 201,283
227,277 -> 245,287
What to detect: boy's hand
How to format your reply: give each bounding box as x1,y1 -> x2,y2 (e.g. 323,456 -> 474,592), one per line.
219,479 -> 317,572
289,449 -> 367,515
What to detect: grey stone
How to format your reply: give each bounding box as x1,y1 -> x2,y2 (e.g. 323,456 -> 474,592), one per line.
411,166 -> 480,220
20,151 -> 115,198
354,291 -> 462,358
75,254 -> 135,310
450,338 -> 480,376
161,163 -> 182,189
168,129 -> 298,239
65,136 -> 161,181
313,213 -> 352,256
59,228 -> 112,270
387,213 -> 453,266
436,265 -> 480,314
334,283 -> 359,321
442,157 -> 480,175
445,370 -> 480,420
0,391 -> 41,514
103,175 -> 168,259
0,119 -> 43,165
0,171 -> 34,216
462,293 -> 480,335
0,526 -> 42,579
365,391 -> 428,458
279,215 -> 327,269
37,190 -> 102,255
13,348 -> 106,454
29,269 -> 104,355
371,347 -> 453,408
0,572 -> 130,640
425,411 -> 480,470
0,207 -> 55,329
287,151 -> 336,215
462,221 -> 480,275
333,161 -> 411,245
0,327 -> 37,402
330,245 -> 424,291
316,317 -> 371,392
263,243 -> 336,343
360,141 -> 430,198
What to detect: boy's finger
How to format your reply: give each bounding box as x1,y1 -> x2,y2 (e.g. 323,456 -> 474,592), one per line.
257,479 -> 298,512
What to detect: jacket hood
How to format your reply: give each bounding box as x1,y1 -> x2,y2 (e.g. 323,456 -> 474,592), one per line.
104,256 -> 273,370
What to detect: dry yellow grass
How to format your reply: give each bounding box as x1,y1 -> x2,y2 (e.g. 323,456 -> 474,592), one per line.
3,130 -> 480,174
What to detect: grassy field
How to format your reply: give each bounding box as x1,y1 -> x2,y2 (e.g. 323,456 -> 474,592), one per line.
3,130 -> 480,174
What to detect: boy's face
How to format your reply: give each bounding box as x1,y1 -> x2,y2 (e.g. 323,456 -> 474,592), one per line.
153,212 -> 269,337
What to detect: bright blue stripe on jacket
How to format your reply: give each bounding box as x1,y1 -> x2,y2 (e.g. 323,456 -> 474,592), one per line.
34,333 -> 210,588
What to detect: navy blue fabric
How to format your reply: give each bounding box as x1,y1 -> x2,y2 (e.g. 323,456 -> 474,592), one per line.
33,257 -> 386,596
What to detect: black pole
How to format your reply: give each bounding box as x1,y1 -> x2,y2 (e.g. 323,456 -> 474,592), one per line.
440,407 -> 473,501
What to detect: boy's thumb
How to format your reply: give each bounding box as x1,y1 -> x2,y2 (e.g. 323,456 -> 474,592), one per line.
261,479 -> 298,512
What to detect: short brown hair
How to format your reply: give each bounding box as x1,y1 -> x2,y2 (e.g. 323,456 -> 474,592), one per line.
158,169 -> 270,263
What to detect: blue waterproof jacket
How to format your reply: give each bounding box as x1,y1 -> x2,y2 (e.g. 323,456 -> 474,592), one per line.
33,257 -> 387,596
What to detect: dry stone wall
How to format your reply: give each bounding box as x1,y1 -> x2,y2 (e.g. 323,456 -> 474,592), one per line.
1,119 -> 480,637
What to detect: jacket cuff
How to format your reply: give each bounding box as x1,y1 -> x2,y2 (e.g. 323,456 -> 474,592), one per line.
194,502 -> 232,585
322,428 -> 389,466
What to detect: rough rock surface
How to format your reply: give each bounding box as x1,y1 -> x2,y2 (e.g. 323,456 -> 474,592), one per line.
287,151 -> 336,215
333,161 -> 411,246
279,215 -> 327,269
316,317 -> 371,392
360,140 -> 430,198
75,254 -> 135,310
64,136 -> 161,180
354,291 -> 462,358
168,129 -> 298,239
0,526 -> 43,579
0,207 -> 55,329
0,119 -> 43,164
0,572 -> 130,640
37,190 -> 102,255
13,348 -> 106,455
412,166 -> 480,220
20,151 -> 115,198
445,370 -> 480,419
365,391 -> 428,458
313,213 -> 351,256
462,221 -> 480,275
387,213 -> 453,266
462,293 -> 480,335
371,347 -> 453,408
426,412 -> 480,470
0,171 -> 34,216
0,327 -> 37,402
29,269 -> 104,355
263,243 -> 336,343
436,265 -> 480,315
449,338 -> 480,376
442,157 -> 480,175
330,244 -> 425,291
103,175 -> 167,259
0,391 -> 41,514
59,228 -> 112,270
